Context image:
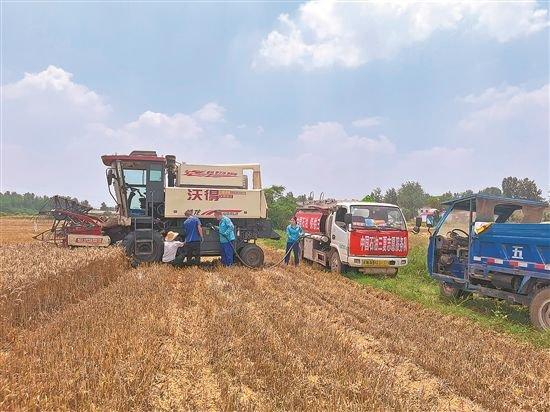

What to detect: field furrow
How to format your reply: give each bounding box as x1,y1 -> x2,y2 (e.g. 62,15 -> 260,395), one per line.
1,242 -> 549,411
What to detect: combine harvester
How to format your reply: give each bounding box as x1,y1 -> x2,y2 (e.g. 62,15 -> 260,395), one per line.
296,199 -> 408,276
36,150 -> 279,266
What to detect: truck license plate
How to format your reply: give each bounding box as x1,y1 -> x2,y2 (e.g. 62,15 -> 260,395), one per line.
362,259 -> 388,267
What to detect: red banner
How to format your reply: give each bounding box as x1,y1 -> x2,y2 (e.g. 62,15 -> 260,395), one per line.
349,229 -> 408,257
295,211 -> 324,234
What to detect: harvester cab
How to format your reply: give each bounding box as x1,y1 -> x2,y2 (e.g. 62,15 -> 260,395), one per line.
102,150 -> 166,220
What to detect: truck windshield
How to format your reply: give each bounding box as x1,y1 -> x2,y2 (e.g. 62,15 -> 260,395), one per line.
350,206 -> 406,230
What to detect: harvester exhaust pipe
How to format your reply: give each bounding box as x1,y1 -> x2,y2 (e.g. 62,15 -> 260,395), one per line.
165,155 -> 176,187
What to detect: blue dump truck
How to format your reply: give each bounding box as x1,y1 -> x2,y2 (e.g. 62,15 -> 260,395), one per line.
417,194 -> 549,330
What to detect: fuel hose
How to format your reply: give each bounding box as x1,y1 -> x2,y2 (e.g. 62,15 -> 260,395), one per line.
209,225 -> 308,269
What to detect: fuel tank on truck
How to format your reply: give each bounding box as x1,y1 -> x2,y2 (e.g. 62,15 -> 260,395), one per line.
295,207 -> 332,235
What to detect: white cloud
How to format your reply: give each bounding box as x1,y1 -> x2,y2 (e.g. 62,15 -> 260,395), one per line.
261,122 -> 398,198
298,122 -> 395,154
2,65 -> 110,117
2,65 -> 547,204
0,66 -> 240,204
123,111 -> 203,140
352,116 -> 383,128
256,125 -> 265,135
192,102 -> 226,123
454,83 -> 549,193
459,83 -> 548,131
256,1 -> 549,69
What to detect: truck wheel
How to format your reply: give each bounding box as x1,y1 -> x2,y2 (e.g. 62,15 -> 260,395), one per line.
529,287 -> 550,330
439,282 -> 470,300
239,244 -> 264,268
329,250 -> 347,274
122,231 -> 164,265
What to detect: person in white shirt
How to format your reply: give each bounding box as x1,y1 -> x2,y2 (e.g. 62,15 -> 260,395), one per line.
162,231 -> 185,267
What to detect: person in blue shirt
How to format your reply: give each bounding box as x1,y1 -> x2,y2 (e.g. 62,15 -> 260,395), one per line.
214,210 -> 236,266
285,216 -> 304,266
182,209 -> 203,266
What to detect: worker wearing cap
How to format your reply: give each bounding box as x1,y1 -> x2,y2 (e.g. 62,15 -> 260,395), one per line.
182,209 -> 203,266
162,231 -> 185,267
214,210 -> 236,266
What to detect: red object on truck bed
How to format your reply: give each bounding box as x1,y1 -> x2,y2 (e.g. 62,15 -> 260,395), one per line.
295,210 -> 325,233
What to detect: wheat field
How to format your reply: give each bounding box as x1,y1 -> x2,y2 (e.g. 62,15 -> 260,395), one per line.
1,218 -> 549,411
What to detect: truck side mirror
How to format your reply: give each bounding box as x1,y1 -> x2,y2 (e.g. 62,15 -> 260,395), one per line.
344,213 -> 352,225
107,169 -> 114,186
412,216 -> 422,234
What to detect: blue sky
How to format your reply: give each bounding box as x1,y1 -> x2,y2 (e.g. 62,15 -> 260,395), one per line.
2,1 -> 549,206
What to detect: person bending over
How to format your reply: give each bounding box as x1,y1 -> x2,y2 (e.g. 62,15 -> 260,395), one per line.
162,231 -> 185,267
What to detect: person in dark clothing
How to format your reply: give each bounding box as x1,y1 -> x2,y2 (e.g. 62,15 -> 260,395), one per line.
182,209 -> 203,266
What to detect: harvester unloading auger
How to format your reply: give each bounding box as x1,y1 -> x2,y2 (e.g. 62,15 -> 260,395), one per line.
33,195 -> 110,247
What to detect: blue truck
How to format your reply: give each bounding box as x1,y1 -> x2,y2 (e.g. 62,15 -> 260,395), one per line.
418,194 -> 550,330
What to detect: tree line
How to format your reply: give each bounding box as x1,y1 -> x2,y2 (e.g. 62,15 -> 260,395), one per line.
0,191 -> 114,215
266,176 -> 545,229
1,176 -> 544,224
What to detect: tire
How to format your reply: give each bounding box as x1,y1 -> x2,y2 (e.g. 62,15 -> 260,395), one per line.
122,230 -> 164,265
529,287 -> 550,331
239,243 -> 265,268
439,282 -> 471,300
329,250 -> 347,274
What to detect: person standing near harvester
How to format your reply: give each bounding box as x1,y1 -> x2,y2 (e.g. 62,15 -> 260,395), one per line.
214,210 -> 236,266
285,216 -> 303,266
182,209 -> 203,266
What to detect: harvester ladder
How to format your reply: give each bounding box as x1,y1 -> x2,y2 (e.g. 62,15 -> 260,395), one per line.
134,191 -> 155,256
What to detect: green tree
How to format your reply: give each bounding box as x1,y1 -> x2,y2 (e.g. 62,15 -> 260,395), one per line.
501,177 -> 543,200
479,186 -> 502,196
100,202 -> 109,211
453,189 -> 474,198
397,181 -> 427,220
371,187 -> 383,202
264,185 -> 298,230
0,191 -> 51,215
383,188 -> 398,205
362,187 -> 382,203
425,191 -> 454,210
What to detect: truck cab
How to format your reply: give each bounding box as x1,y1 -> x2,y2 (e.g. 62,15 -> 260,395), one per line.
426,194 -> 550,330
298,202 -> 408,276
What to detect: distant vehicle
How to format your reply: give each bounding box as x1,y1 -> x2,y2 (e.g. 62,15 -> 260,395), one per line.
416,194 -> 550,330
418,207 -> 440,223
296,201 -> 408,276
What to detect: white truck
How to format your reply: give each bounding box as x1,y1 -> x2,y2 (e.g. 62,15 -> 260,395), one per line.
296,201 -> 409,275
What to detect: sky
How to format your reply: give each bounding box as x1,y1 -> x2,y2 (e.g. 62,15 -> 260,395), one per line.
1,1 -> 549,206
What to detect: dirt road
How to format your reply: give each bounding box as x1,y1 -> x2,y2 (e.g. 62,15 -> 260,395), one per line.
2,244 -> 549,411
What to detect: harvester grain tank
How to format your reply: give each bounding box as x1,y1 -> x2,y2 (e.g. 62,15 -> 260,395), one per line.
296,200 -> 409,275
